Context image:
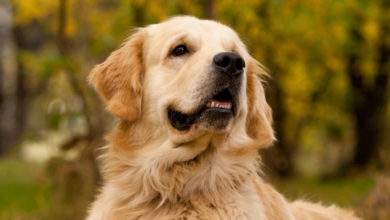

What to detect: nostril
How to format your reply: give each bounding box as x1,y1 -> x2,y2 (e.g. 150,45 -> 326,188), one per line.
220,56 -> 231,68
235,58 -> 245,70
214,55 -> 231,68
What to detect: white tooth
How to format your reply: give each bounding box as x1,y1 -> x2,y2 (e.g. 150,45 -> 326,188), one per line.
211,101 -> 216,108
227,103 -> 231,109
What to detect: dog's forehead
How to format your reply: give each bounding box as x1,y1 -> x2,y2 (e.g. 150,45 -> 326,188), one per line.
146,16 -> 241,43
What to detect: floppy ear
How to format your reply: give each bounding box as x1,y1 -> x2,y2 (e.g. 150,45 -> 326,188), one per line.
89,30 -> 145,121
246,59 -> 275,148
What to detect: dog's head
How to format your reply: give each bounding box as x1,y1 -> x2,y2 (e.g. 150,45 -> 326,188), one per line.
90,16 -> 274,149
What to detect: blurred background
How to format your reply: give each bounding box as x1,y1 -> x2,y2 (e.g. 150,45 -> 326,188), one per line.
0,0 -> 389,219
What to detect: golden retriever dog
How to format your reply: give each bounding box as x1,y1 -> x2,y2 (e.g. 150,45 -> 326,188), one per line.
87,16 -> 358,220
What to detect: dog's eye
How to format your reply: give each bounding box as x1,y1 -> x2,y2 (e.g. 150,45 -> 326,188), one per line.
171,44 -> 189,56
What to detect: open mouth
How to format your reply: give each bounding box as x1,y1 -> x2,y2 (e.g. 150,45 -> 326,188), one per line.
168,88 -> 235,131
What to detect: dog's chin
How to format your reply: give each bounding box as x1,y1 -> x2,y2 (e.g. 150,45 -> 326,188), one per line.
196,108 -> 233,131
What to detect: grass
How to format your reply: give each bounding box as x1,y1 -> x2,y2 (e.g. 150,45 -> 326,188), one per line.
0,157 -> 376,219
0,158 -> 53,219
271,176 -> 375,208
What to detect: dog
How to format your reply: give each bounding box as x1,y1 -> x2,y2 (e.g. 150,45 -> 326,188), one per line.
87,16 -> 358,220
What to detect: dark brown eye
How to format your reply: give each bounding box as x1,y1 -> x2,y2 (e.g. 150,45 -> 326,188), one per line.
171,44 -> 189,56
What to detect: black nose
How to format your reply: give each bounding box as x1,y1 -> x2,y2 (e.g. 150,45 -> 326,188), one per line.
213,52 -> 245,76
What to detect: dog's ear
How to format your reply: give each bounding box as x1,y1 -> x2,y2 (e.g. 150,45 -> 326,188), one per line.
246,58 -> 275,148
89,30 -> 145,121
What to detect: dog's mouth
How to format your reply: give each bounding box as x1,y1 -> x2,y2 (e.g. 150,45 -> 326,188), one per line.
168,88 -> 236,131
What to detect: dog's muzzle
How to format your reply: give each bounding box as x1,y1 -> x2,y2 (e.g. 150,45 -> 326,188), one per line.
168,52 -> 244,131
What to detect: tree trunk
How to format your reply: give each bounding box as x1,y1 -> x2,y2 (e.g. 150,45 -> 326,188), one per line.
0,7 -> 5,155
11,25 -> 33,150
1,1 -> 40,155
352,104 -> 384,167
0,36 -> 5,155
0,1 -> 15,155
346,1 -> 389,170
14,52 -> 27,140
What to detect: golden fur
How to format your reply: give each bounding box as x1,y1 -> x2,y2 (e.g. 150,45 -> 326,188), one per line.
87,16 -> 359,220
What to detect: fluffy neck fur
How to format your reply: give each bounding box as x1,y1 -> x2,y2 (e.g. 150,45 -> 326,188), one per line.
101,120 -> 261,213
